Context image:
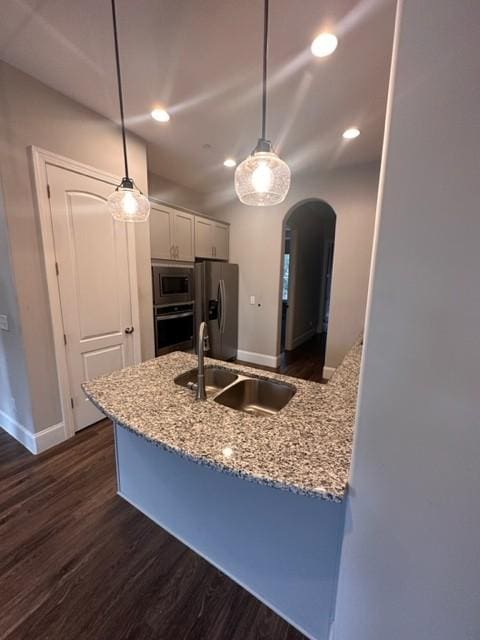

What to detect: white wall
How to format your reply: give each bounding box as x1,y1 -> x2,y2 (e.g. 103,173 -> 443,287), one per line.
0,60 -> 149,434
0,184 -> 34,432
335,1 -> 480,638
210,162 -> 379,369
148,171 -> 209,213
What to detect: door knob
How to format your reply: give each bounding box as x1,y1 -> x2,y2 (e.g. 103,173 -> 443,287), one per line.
125,326 -> 134,334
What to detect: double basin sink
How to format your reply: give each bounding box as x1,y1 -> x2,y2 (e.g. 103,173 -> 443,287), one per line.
174,366 -> 295,417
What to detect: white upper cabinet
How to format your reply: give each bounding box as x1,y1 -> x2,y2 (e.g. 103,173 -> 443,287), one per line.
150,204 -> 172,260
195,216 -> 214,258
194,215 -> 229,260
212,221 -> 229,260
151,204 -> 229,262
172,210 -> 195,262
150,204 -> 194,262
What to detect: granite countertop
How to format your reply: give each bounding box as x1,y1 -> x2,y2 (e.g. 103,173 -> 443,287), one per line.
82,341 -> 362,502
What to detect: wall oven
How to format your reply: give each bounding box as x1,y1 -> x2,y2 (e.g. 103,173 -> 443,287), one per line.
154,302 -> 194,356
152,264 -> 195,356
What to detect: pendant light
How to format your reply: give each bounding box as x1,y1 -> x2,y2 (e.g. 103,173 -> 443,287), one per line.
107,0 -> 150,222
234,0 -> 291,206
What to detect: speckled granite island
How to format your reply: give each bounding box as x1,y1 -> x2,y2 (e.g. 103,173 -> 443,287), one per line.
83,341 -> 362,640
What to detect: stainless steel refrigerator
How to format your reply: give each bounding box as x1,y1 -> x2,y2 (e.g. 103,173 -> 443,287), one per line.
194,261 -> 238,361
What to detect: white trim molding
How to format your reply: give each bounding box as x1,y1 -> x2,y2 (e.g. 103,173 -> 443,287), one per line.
237,350 -> 280,369
323,366 -> 336,380
0,409 -> 65,454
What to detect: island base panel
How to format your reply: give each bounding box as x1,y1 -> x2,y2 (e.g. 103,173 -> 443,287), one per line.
115,423 -> 346,640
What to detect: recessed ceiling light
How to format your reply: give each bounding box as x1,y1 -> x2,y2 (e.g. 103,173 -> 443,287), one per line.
224,158 -> 236,168
342,127 -> 360,139
151,108 -> 170,122
311,33 -> 338,58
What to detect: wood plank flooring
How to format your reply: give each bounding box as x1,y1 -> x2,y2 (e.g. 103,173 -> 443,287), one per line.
0,420 -> 305,640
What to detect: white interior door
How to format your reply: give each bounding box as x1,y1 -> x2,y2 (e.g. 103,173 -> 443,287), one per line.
47,164 -> 139,431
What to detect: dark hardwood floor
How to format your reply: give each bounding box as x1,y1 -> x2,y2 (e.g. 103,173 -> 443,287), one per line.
0,420 -> 305,640
236,333 -> 328,384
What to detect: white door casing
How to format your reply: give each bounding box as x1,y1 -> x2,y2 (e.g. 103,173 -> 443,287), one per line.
31,147 -> 141,438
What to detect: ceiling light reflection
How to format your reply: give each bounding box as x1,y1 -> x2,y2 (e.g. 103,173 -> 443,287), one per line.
311,33 -> 338,57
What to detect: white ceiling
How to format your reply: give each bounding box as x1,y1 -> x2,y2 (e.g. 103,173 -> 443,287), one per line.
0,0 -> 396,193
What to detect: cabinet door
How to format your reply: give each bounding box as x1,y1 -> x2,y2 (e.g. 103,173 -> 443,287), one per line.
150,204 -> 173,259
213,222 -> 229,260
195,216 -> 214,258
172,211 -> 195,262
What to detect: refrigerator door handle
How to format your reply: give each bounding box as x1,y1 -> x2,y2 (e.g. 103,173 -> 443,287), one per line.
217,282 -> 222,331
220,279 -> 227,334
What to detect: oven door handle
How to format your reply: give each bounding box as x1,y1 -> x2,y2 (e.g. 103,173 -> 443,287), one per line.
156,311 -> 193,320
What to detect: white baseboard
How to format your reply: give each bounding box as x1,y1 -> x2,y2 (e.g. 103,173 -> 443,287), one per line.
322,366 -> 336,380
34,422 -> 67,453
236,350 -> 280,369
288,328 -> 316,351
0,409 -> 66,454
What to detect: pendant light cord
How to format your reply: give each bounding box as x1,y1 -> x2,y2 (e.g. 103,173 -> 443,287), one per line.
261,0 -> 269,141
111,0 -> 129,179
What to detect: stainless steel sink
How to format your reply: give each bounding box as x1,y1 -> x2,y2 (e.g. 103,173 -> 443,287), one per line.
214,378 -> 295,416
174,367 -> 238,398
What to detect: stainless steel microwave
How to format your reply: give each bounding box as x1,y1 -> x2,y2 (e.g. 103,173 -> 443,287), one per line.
152,264 -> 194,306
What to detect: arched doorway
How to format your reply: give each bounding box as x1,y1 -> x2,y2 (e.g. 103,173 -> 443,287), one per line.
278,199 -> 336,381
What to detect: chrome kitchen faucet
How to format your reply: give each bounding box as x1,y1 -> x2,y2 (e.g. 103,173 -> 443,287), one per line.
196,321 -> 210,400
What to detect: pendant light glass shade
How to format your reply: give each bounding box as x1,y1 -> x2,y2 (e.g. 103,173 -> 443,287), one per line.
235,142 -> 291,206
108,178 -> 150,222
108,0 -> 150,223
234,0 -> 290,206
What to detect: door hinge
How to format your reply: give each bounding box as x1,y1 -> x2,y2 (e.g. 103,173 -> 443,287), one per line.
55,262 -> 59,276
63,333 -> 67,346
70,397 -> 74,409
47,184 -> 51,199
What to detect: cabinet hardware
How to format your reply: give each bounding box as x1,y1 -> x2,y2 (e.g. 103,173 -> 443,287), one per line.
125,326 -> 134,334
55,262 -> 59,276
70,397 -> 74,409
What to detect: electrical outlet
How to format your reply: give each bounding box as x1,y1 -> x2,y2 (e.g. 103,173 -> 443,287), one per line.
0,315 -> 8,331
